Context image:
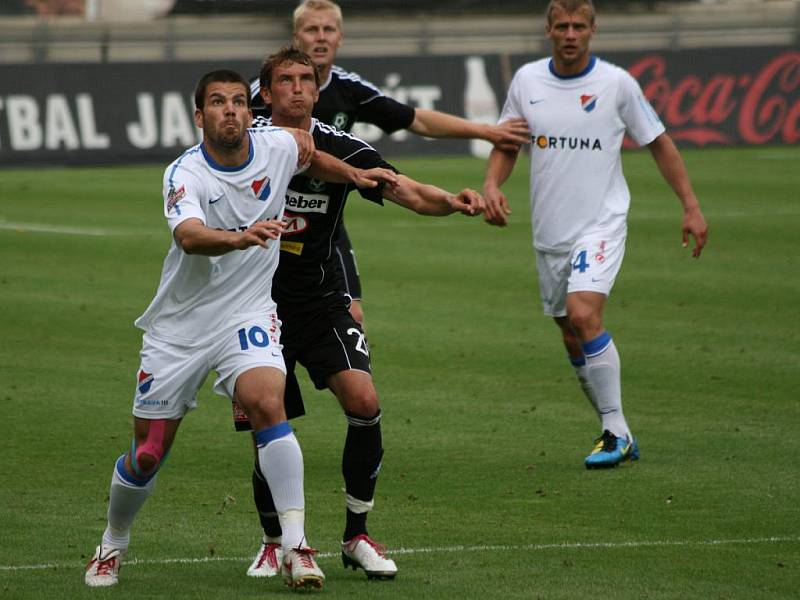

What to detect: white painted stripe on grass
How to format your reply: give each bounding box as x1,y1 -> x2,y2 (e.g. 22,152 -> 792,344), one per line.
0,220 -> 159,237
2,535 -> 797,573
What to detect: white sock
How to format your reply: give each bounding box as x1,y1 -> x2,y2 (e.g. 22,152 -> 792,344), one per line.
570,357 -> 598,412
256,424 -> 306,550
102,455 -> 157,551
582,332 -> 631,440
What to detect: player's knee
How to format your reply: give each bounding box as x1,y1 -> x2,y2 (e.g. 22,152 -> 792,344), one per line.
133,450 -> 161,475
132,420 -> 169,477
567,307 -> 599,336
343,387 -> 379,418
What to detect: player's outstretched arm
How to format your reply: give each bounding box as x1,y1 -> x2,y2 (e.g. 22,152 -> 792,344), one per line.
647,133 -> 709,258
282,127 -> 315,167
174,218 -> 285,256
482,146 -> 520,227
409,109 -> 530,150
306,151 -> 399,188
383,174 -> 484,217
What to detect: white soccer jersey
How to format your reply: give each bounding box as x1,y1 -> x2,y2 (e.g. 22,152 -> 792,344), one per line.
134,127 -> 299,345
500,56 -> 665,252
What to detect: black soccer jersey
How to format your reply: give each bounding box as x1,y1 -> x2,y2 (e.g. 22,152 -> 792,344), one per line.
251,117 -> 396,307
251,65 -> 415,134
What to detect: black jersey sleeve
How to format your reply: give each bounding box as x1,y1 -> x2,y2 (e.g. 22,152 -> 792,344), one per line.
327,68 -> 415,134
357,95 -> 416,134
314,121 -> 397,204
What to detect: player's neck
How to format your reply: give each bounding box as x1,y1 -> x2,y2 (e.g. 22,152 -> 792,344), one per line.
202,134 -> 251,168
551,53 -> 591,77
271,114 -> 312,131
317,63 -> 333,85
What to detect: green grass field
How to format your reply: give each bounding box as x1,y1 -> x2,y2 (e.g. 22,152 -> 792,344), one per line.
1,146 -> 798,599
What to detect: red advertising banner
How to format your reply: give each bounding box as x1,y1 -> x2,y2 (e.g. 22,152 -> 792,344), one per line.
626,49 -> 799,147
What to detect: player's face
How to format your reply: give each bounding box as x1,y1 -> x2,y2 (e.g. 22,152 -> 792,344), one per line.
546,6 -> 595,69
265,61 -> 320,121
293,9 -> 342,70
195,82 -> 252,150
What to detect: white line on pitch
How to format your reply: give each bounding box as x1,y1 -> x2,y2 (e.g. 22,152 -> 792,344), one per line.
0,221 -> 157,237
1,535 -> 797,573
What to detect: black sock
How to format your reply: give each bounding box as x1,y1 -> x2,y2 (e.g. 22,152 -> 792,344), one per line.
344,510 -> 368,542
342,410 -> 383,541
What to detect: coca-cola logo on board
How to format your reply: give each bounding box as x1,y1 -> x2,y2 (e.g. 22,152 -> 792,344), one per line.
628,50 -> 799,146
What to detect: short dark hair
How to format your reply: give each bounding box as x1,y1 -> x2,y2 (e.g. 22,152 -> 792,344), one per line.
546,0 -> 596,25
194,69 -> 251,109
259,46 -> 321,91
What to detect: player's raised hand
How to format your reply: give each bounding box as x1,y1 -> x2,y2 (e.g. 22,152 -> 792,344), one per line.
240,219 -> 286,249
488,118 -> 531,151
284,127 -> 315,166
450,188 -> 484,216
352,167 -> 399,189
682,206 -> 708,258
481,184 -> 511,226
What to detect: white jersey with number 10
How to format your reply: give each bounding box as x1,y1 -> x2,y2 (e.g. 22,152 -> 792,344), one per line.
135,127 -> 300,346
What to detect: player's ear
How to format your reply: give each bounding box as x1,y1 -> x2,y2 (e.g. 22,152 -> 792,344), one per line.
194,108 -> 204,129
260,87 -> 272,106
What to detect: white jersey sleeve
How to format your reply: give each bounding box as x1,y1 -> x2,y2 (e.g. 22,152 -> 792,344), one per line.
162,153 -> 207,231
499,69 -> 526,122
616,69 -> 665,146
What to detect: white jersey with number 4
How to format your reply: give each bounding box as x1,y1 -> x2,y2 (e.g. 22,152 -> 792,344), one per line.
135,127 -> 300,346
500,56 -> 665,252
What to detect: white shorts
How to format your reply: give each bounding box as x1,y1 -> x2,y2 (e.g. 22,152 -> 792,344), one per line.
535,234 -> 626,317
132,313 -> 285,420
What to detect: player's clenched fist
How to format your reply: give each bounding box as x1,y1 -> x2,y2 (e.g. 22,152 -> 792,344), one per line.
285,128 -> 315,166
239,219 -> 286,249
449,188 -> 484,216
353,167 -> 399,189
481,184 -> 511,227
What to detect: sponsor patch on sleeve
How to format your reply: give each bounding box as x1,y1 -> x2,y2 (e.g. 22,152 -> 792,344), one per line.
167,185 -> 186,213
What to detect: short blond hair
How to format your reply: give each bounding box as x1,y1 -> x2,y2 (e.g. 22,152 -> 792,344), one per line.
546,0 -> 595,25
293,0 -> 343,32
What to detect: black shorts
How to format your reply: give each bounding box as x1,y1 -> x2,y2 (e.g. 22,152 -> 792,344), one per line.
333,224 -> 362,301
283,297 -> 372,389
233,297 -> 371,430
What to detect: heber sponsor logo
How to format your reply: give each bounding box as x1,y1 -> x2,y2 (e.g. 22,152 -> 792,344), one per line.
285,189 -> 330,213
630,50 -> 800,146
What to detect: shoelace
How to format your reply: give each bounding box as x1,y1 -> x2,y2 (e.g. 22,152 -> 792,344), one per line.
94,555 -> 118,576
594,430 -> 618,452
258,543 -> 280,569
351,534 -> 387,558
293,548 -> 317,569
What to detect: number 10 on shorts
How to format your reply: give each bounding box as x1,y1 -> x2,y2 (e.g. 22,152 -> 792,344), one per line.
237,325 -> 271,350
